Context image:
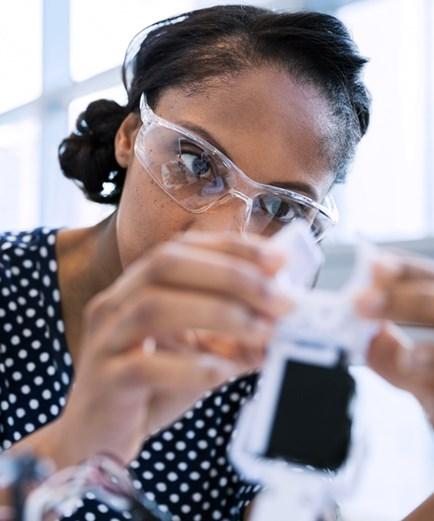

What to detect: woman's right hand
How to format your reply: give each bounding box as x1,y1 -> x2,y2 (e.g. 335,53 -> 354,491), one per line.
28,232 -> 291,468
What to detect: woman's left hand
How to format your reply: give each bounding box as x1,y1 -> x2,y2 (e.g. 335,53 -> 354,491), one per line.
355,254 -> 434,426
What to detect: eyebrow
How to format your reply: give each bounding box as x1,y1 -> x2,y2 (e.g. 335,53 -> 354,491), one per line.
176,121 -> 235,161
176,120 -> 319,201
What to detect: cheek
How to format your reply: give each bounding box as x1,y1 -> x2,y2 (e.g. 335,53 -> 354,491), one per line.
115,162 -> 192,268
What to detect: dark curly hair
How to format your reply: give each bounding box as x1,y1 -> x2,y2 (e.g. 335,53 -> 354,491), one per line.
58,4 -> 370,205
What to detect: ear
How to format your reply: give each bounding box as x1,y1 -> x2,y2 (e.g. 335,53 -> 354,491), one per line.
114,113 -> 140,168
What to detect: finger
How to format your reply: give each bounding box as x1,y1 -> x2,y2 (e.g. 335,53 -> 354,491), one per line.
408,341 -> 434,371
103,242 -> 292,321
194,330 -> 267,367
367,324 -> 414,390
357,280 -> 434,325
91,287 -> 276,357
145,243 -> 292,318
370,253 -> 434,287
176,231 -> 287,274
126,348 -> 242,391
367,324 -> 434,391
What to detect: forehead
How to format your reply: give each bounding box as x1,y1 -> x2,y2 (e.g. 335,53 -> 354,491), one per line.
155,67 -> 335,200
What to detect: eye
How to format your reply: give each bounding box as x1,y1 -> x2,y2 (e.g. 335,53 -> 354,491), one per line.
257,194 -> 306,223
180,151 -> 213,178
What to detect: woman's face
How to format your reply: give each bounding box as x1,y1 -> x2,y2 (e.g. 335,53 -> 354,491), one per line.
115,66 -> 336,268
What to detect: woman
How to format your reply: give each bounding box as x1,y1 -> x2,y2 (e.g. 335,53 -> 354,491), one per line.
0,5 -> 370,520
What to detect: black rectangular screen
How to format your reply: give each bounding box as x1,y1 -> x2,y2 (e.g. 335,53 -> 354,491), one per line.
263,360 -> 355,471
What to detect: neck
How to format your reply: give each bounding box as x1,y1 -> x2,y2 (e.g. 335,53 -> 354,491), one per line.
56,211 -> 123,362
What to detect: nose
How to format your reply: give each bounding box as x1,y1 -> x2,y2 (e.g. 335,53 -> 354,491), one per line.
187,194 -> 252,233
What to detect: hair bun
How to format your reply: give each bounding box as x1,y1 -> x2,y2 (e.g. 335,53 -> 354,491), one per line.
58,99 -> 128,204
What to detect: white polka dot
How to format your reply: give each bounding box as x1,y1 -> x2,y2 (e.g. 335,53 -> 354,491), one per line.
188,450 -> 197,460
36,318 -> 45,328
169,494 -> 179,503
39,352 -> 49,363
156,482 -> 167,492
16,408 -> 25,418
152,441 -> 163,451
175,440 -> 186,451
25,423 -> 35,433
167,471 -> 178,482
85,513 -> 96,521
145,491 -> 155,502
97,504 -> 109,513
178,461 -> 188,471
154,461 -> 165,471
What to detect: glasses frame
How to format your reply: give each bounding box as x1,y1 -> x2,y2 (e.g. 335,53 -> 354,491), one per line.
135,94 -> 339,240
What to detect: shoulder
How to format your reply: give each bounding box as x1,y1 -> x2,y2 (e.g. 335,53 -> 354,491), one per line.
0,228 -> 58,277
0,227 -> 60,309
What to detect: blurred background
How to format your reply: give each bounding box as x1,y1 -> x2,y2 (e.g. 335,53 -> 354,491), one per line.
2,0 -> 434,245
1,1 -> 433,521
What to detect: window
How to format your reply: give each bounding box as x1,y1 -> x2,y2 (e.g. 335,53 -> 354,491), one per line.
0,1 -> 42,113
333,0 -> 433,242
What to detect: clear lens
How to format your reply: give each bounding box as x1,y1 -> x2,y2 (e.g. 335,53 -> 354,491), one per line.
136,125 -> 232,212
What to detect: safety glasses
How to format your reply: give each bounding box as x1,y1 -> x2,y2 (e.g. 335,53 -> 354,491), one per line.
135,95 -> 338,240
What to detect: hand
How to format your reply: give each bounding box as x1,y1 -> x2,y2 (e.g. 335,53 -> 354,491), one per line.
356,253 -> 434,325
356,254 -> 434,426
54,232 -> 291,467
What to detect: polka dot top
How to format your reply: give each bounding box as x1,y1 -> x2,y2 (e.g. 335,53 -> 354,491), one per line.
0,228 -> 260,521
